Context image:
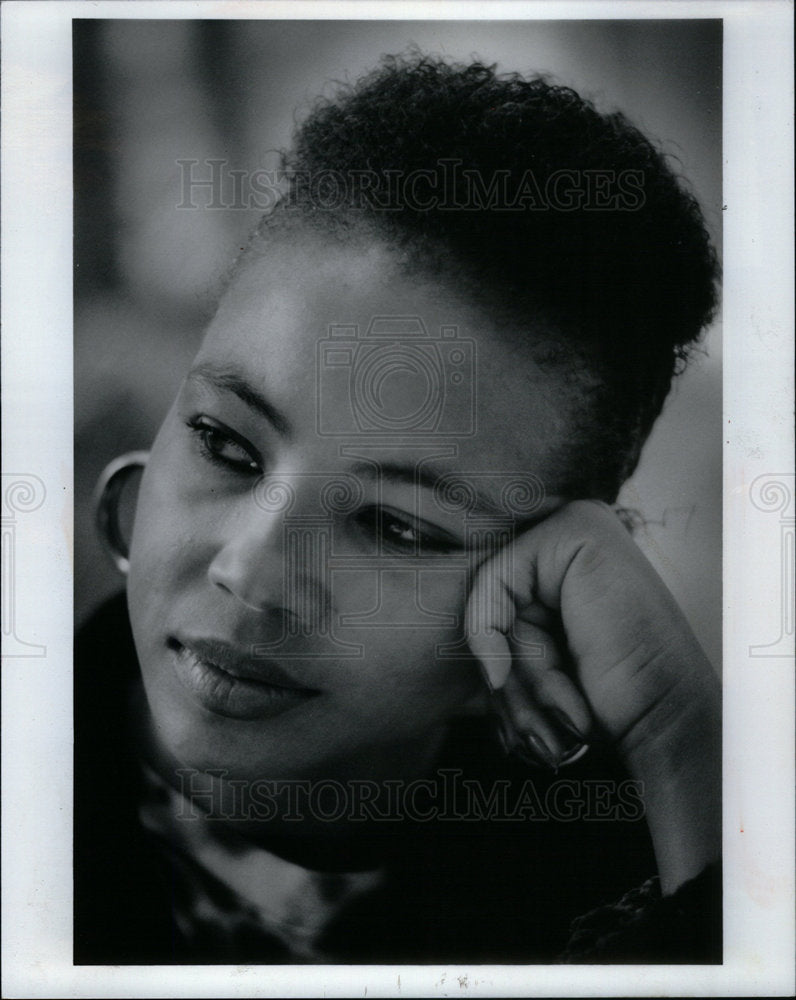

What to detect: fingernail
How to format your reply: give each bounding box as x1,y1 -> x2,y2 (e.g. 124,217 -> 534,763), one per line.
493,719 -> 512,756
525,732 -> 559,771
480,651 -> 512,691
478,661 -> 496,694
549,707 -> 587,743
557,742 -> 590,767
469,631 -> 512,691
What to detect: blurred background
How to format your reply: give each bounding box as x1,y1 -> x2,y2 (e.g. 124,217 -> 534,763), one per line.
73,18 -> 722,669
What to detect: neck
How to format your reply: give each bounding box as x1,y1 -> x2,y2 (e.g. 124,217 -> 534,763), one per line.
129,682 -> 450,870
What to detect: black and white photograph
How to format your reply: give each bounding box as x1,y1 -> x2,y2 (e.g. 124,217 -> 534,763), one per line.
2,2 -> 794,996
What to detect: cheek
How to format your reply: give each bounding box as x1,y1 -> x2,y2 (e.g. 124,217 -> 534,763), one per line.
127,435 -> 205,622
331,565 -> 469,623
331,568 -> 479,718
336,635 -> 480,743
330,565 -> 470,667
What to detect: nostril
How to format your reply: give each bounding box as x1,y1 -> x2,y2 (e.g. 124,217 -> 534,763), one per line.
206,532 -> 331,627
211,577 -> 233,596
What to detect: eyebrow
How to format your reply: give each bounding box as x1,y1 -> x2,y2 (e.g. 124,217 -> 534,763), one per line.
188,363 -> 292,437
349,460 -> 513,519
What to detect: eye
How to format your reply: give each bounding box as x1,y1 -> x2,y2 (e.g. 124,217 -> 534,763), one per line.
353,506 -> 460,556
186,415 -> 262,474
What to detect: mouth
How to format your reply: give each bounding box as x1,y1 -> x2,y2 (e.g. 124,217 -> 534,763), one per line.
167,636 -> 320,720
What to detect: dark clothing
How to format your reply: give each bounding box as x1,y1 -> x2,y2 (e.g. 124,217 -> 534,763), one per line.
74,593 -> 721,965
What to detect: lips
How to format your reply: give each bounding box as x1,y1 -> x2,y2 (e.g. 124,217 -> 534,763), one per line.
167,635 -> 319,720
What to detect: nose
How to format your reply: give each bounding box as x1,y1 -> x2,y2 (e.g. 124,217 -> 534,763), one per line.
207,502 -> 291,614
206,492 -> 332,629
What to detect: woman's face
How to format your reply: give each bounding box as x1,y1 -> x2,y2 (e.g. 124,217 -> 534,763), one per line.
127,232 -> 573,785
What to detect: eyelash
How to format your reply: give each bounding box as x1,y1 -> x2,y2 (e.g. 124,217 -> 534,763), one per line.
186,415 -> 262,474
185,415 -> 461,555
353,507 -> 460,556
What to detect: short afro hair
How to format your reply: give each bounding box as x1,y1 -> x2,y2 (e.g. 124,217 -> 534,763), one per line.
253,52 -> 720,500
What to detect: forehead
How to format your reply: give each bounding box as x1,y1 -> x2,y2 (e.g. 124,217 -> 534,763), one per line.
197,231 -> 575,490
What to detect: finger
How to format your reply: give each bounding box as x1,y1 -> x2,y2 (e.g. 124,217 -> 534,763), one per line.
464,531 -> 557,689
508,620 -> 594,740
464,554 -> 518,691
464,590 -> 515,693
498,618 -> 594,767
465,552 -> 594,746
468,499 -> 622,618
498,672 -> 566,767
469,608 -> 593,768
498,658 -> 591,766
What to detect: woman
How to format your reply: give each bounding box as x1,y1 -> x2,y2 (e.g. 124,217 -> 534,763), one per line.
75,53 -> 721,964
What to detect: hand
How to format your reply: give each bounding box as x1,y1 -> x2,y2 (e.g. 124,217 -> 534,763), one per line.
466,499 -> 721,892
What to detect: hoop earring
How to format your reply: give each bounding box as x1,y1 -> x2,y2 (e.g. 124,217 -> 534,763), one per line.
93,451 -> 149,575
